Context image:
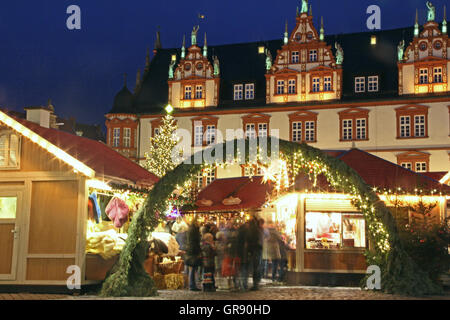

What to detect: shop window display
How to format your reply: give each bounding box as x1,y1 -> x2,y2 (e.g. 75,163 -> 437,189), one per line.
305,212 -> 366,249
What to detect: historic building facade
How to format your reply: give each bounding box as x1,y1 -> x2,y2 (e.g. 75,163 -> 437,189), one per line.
105,2 -> 449,186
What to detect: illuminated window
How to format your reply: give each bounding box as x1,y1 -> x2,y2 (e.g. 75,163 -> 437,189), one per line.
356,119 -> 367,140
123,128 -> 131,148
245,123 -> 256,139
419,69 -> 428,84
234,84 -> 243,100
277,80 -> 285,94
433,67 -> 442,83
245,83 -> 254,100
370,35 -> 377,45
205,125 -> 216,145
305,212 -> 366,249
194,125 -> 203,146
197,169 -> 215,188
399,116 -> 411,138
342,119 -> 353,140
288,79 -> 296,94
195,85 -> 203,99
368,76 -> 378,92
401,162 -> 412,170
184,86 -> 192,99
112,128 -> 120,147
312,77 -> 320,92
292,51 -> 299,63
244,165 -> 263,176
309,50 -> 317,62
414,115 -> 425,137
324,76 -> 332,91
415,162 -> 427,172
0,196 -> 17,219
305,121 -> 315,142
0,130 -> 20,169
258,46 -> 265,54
355,77 -> 365,93
292,122 -> 302,142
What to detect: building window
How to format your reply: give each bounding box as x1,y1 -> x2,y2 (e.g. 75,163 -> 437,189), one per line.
243,165 -> 263,177
234,84 -> 243,100
292,51 -> 299,63
415,162 -> 427,172
355,77 -> 365,93
419,69 -> 428,84
368,76 -> 379,92
433,67 -> 442,83
414,115 -> 425,137
288,79 -> 296,94
205,125 -> 216,145
258,123 -> 267,137
245,83 -> 254,100
245,123 -> 256,139
184,86 -> 192,99
292,122 -> 302,142
0,130 -> 20,169
305,121 -> 315,142
312,77 -> 320,92
401,162 -> 412,170
324,76 -> 332,91
123,128 -> 131,148
195,85 -> 203,99
194,125 -> 203,146
399,116 -> 410,138
112,128 -> 120,147
342,119 -> 353,141
356,119 -> 367,140
196,169 -> 216,189
277,80 -> 285,94
309,50 -> 317,62
305,212 -> 366,249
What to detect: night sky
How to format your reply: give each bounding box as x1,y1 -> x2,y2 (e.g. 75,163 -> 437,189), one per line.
0,0 -> 447,127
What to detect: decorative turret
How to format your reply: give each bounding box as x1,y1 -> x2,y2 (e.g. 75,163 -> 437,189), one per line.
414,9 -> 419,37
203,32 -> 208,57
153,28 -> 162,55
134,69 -> 141,93
145,47 -> 150,73
284,20 -> 289,45
181,35 -> 186,59
320,16 -> 324,41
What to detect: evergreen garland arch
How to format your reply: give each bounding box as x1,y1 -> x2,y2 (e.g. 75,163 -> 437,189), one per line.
100,138 -> 442,297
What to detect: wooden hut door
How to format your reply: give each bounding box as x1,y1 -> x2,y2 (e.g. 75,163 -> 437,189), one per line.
0,191 -> 22,280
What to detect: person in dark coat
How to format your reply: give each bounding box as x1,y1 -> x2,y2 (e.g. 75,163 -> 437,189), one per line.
201,233 -> 217,292
185,219 -> 202,291
246,218 -> 265,290
236,221 -> 249,291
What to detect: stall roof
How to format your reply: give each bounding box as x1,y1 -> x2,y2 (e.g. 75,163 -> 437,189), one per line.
193,176 -> 273,213
0,112 -> 159,187
300,149 -> 450,194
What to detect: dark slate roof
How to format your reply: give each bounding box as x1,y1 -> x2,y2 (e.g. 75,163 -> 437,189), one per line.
114,25 -> 448,116
110,86 -> 134,114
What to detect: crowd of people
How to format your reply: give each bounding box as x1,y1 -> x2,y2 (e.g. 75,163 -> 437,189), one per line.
170,215 -> 291,292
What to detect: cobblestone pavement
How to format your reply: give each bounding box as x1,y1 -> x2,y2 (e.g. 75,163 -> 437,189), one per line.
2,284 -> 447,300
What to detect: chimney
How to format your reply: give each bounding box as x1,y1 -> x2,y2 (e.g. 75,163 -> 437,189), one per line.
24,106 -> 52,128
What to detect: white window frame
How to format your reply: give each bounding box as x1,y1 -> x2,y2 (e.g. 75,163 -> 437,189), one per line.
123,128 -> 131,148
414,115 -> 425,137
312,77 -> 320,92
324,76 -> 332,91
277,80 -> 285,94
292,121 -> 302,142
305,121 -> 315,142
113,128 -> 120,147
342,119 -> 353,140
415,162 -> 427,173
195,85 -> 203,99
355,77 -> 365,93
184,86 -> 192,100
245,123 -> 256,139
419,68 -> 428,84
433,67 -> 442,83
245,83 -> 254,100
368,76 -> 379,92
288,79 -> 296,94
292,51 -> 299,63
205,125 -> 216,145
194,125 -> 203,146
234,84 -> 243,100
0,130 -> 20,169
356,118 -> 366,140
309,50 -> 317,62
258,123 -> 268,137
401,162 -> 412,170
399,116 -> 411,138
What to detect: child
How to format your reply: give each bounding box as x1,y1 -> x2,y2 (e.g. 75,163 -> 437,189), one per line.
201,233 -> 217,292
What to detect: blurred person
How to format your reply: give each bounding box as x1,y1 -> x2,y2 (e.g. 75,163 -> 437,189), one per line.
201,233 -> 217,292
